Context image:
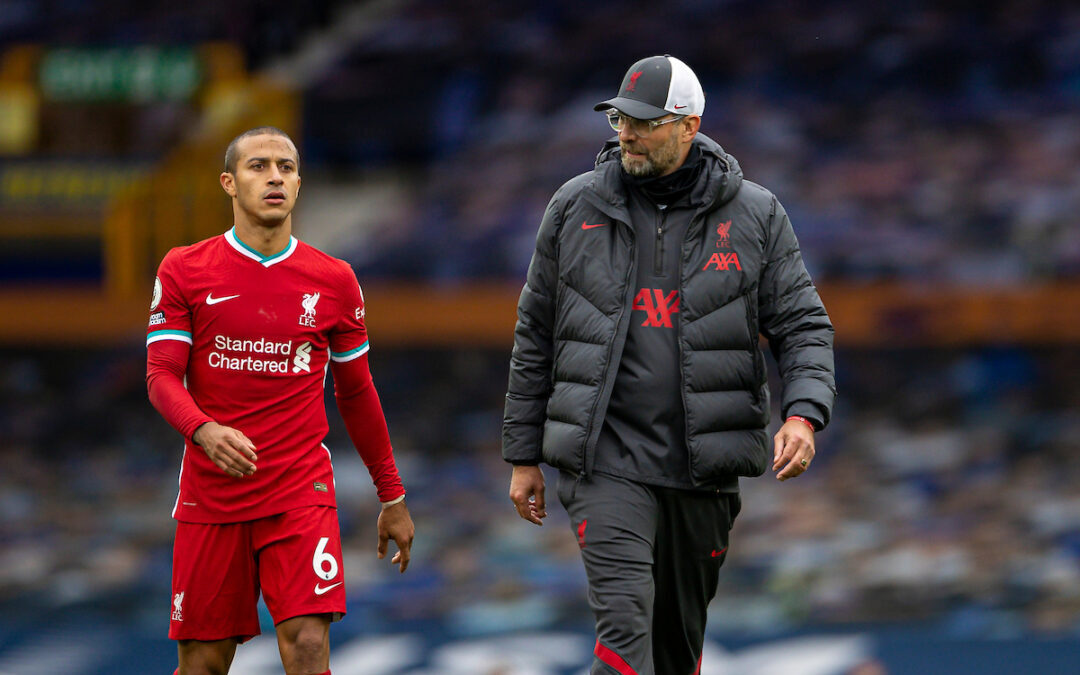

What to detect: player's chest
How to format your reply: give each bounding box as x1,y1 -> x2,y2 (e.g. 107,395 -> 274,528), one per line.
188,271 -> 336,342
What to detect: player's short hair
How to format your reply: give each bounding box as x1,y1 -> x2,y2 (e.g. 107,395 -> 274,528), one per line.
223,127 -> 298,174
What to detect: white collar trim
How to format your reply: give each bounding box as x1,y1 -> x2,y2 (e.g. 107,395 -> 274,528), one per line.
224,228 -> 298,267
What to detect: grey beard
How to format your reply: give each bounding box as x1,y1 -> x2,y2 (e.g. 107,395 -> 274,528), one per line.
621,155 -> 660,177
620,132 -> 681,177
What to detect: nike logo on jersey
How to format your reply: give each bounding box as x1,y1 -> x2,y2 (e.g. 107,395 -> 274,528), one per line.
710,547 -> 728,558
581,221 -> 607,230
206,293 -> 241,305
314,581 -> 343,595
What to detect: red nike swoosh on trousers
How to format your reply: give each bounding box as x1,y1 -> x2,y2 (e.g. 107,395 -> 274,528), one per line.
581,221 -> 607,230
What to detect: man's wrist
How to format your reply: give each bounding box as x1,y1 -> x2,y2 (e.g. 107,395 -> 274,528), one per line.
786,415 -> 816,432
190,421 -> 212,446
381,494 -> 406,509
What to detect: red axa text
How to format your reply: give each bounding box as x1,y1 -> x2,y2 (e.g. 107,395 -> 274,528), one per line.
702,252 -> 742,271
633,288 -> 680,328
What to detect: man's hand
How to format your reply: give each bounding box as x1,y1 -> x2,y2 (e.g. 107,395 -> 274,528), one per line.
509,464 -> 547,526
773,418 -> 815,481
192,422 -> 257,478
377,501 -> 415,573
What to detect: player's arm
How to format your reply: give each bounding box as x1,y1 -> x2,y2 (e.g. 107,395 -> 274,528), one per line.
146,340 -> 258,479
145,252 -> 256,478
329,266 -> 413,571
331,353 -> 413,572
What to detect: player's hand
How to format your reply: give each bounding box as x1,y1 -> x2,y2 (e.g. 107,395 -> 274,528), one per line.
509,464 -> 547,526
773,418 -> 815,481
377,500 -> 414,573
192,422 -> 258,478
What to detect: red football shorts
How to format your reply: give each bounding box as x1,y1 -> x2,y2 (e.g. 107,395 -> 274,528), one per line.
169,505 -> 346,641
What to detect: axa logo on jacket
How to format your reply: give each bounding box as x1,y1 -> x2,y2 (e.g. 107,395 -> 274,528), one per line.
702,251 -> 742,271
632,288 -> 680,328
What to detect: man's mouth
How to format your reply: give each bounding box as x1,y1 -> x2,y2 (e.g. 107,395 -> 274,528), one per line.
264,191 -> 286,205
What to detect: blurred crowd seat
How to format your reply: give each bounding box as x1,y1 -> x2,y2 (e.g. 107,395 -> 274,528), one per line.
295,0 -> 1080,283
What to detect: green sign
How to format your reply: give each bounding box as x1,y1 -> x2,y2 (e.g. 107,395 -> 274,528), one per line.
39,47 -> 201,102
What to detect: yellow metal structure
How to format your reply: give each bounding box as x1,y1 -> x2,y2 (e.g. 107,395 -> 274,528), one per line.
0,42 -> 299,344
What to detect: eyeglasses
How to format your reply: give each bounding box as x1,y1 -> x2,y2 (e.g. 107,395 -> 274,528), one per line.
606,111 -> 685,136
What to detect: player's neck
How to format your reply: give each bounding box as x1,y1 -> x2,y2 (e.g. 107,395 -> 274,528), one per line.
233,217 -> 293,257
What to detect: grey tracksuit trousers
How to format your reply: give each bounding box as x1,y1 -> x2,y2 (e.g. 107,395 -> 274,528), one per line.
557,471 -> 741,675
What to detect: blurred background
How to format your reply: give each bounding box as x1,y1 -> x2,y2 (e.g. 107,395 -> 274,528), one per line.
2,0 -> 1080,673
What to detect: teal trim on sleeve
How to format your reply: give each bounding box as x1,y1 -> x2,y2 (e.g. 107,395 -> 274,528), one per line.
148,329 -> 192,340
330,341 -> 370,361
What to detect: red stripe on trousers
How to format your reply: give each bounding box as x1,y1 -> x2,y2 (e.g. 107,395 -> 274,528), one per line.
594,640 -> 640,675
694,650 -> 703,675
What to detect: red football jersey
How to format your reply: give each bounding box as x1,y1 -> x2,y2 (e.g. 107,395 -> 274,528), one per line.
148,228 -> 373,523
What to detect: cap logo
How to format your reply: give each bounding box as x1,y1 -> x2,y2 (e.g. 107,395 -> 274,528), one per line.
626,71 -> 643,92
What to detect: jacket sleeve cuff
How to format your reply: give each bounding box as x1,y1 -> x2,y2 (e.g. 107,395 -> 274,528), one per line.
783,401 -> 826,431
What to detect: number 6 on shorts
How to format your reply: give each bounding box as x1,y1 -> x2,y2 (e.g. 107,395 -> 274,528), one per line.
312,536 -> 339,581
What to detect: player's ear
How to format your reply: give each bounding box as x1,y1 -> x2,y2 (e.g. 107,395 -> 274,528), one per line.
220,171 -> 236,197
296,174 -> 301,198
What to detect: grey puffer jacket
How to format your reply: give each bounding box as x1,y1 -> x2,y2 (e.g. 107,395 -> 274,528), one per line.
502,134 -> 835,483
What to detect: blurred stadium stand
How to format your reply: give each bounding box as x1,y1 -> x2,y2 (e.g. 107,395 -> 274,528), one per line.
2,1 -> 1080,673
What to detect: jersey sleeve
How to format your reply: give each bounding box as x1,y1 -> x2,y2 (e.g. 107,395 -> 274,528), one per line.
147,339 -> 214,441
331,354 -> 405,503
328,264 -> 370,363
328,264 -> 404,503
145,250 -> 213,441
146,249 -> 193,347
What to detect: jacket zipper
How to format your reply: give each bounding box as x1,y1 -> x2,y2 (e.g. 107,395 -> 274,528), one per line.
654,223 -> 664,276
581,232 -> 636,479
654,205 -> 668,276
678,216 -> 697,482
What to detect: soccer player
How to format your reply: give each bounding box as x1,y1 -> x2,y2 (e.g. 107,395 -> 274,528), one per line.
146,127 -> 414,675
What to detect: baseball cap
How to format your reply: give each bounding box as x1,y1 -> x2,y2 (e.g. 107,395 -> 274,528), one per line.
594,55 -> 705,120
